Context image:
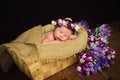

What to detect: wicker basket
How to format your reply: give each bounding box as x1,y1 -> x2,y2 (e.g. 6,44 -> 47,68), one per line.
7,48 -> 78,80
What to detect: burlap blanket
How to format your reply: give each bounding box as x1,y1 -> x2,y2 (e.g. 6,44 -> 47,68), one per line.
1,24 -> 88,62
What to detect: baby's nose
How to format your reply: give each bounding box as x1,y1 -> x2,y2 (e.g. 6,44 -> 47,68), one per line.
60,34 -> 64,38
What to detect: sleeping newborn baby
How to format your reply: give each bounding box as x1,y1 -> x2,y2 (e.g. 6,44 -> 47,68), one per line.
41,18 -> 80,44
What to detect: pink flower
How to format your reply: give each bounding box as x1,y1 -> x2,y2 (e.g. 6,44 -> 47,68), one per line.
58,19 -> 62,23
90,37 -> 94,41
80,58 -> 85,63
76,66 -> 81,72
104,48 -> 108,52
111,55 -> 115,59
102,50 -> 106,55
107,55 -> 111,59
88,57 -> 93,61
95,41 -> 100,45
100,37 -> 104,41
82,54 -> 86,58
112,51 -> 116,54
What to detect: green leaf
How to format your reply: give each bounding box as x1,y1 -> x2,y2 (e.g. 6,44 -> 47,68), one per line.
95,27 -> 99,37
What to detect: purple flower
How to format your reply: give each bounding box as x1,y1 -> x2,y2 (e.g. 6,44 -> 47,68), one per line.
76,22 -> 115,77
97,66 -> 102,72
88,62 -> 94,68
85,68 -> 90,76
78,20 -> 89,29
91,46 -> 102,53
99,24 -> 111,37
90,67 -> 95,74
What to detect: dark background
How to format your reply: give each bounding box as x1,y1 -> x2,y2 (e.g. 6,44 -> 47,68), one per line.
0,0 -> 120,44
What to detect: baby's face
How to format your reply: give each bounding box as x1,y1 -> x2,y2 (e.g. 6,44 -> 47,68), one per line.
54,26 -> 72,41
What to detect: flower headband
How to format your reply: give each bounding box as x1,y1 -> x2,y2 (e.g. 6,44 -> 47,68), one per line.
51,18 -> 80,33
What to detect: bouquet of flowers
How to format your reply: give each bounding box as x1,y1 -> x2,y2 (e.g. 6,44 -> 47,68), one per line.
76,21 -> 116,77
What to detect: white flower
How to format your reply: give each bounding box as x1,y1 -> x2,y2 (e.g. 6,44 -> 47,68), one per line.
51,20 -> 56,25
75,25 -> 80,32
62,20 -> 67,26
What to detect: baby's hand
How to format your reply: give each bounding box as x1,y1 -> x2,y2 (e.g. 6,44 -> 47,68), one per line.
69,35 -> 76,40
